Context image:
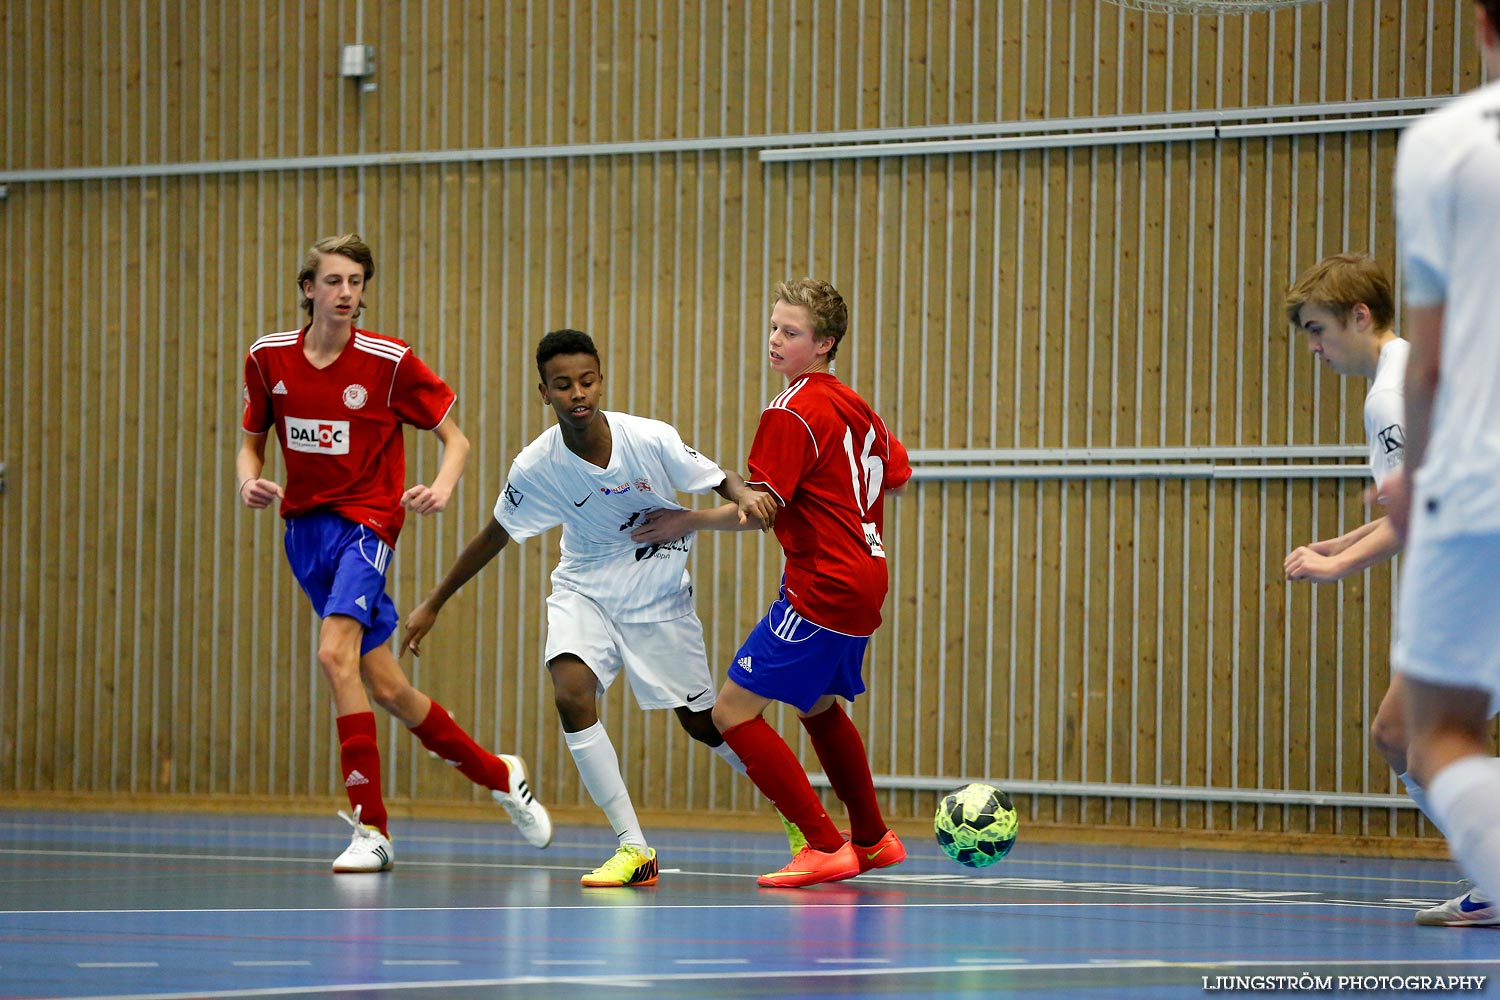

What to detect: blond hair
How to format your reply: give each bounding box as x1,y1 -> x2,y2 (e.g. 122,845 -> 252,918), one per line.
1284,253 -> 1394,330
773,278 -> 849,359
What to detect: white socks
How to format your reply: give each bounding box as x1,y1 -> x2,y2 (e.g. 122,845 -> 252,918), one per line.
1399,771 -> 1447,838
712,740 -> 748,775
1426,755 -> 1500,902
564,722 -> 647,849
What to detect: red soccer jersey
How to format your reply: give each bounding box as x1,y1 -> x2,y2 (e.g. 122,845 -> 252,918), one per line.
241,326 -> 456,547
746,373 -> 912,636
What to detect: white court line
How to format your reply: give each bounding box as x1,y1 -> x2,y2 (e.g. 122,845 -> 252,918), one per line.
0,899 -> 1339,917
380,960 -> 460,966
0,839 -> 1458,893
531,959 -> 608,966
672,958 -> 751,965
230,961 -> 311,967
0,847 -> 1435,912
75,962 -> 159,969
815,957 -> 892,964
43,958 -> 1500,1000
0,820 -> 1464,887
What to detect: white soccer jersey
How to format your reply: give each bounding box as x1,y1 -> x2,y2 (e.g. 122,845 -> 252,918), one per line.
1395,78 -> 1500,538
494,411 -> 727,622
1365,337 -> 1408,495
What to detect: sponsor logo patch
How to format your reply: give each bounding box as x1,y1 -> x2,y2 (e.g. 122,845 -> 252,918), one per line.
285,416 -> 350,455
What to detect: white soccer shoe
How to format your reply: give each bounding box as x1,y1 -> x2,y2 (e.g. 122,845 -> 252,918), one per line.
331,806 -> 394,873
1415,881 -> 1500,927
493,753 -> 553,848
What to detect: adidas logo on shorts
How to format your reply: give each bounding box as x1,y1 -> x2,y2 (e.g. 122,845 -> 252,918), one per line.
737,655 -> 753,673
355,595 -> 368,610
345,770 -> 370,787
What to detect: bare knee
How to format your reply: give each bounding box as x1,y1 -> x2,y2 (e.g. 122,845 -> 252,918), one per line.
676,707 -> 723,746
367,674 -> 414,715
1370,713 -> 1409,774
710,703 -> 736,734
548,656 -> 600,732
317,644 -> 360,689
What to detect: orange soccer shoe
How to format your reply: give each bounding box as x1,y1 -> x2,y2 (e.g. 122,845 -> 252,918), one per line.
850,829 -> 906,874
757,842 -> 861,888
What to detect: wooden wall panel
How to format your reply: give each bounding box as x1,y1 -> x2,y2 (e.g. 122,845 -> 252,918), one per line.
1,1 -> 1491,844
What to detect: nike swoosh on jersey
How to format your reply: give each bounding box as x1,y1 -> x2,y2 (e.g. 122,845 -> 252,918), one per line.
574,494 -> 593,507
686,688 -> 710,702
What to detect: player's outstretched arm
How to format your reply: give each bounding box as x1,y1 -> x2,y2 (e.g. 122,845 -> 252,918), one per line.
630,504 -> 762,544
401,517 -> 511,656
235,432 -> 284,509
402,416 -> 470,515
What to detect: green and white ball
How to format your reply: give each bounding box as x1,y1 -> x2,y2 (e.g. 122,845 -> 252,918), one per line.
934,783 -> 1018,868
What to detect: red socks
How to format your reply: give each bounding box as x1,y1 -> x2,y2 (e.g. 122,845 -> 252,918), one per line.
800,702 -> 887,847
335,711 -> 387,837
721,717 -> 843,852
408,701 -> 510,791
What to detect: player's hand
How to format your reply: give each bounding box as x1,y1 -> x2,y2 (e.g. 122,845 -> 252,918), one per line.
238,477 -> 284,509
737,489 -> 776,531
400,601 -> 439,656
1306,538 -> 1339,557
631,508 -> 693,543
1375,469 -> 1413,542
401,483 -> 450,515
1284,546 -> 1344,584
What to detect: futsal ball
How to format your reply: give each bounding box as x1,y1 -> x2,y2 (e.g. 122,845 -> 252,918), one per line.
934,783 -> 1018,868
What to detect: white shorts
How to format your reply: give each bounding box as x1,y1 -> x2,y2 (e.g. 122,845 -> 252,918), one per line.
543,588 -> 717,711
1393,528 -> 1500,709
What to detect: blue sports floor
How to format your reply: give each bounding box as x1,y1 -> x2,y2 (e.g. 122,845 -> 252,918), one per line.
0,809 -> 1495,999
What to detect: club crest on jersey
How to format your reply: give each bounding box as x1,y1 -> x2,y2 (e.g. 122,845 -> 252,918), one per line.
502,483 -> 523,511
602,482 -> 632,496
285,416 -> 351,455
634,479 -> 653,493
343,383 -> 369,410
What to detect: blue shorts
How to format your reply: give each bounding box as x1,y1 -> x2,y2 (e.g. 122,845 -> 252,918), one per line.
728,595 -> 869,713
283,511 -> 399,656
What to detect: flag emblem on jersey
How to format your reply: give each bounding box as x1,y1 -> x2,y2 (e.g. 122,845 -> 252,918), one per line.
343,383 -> 369,410
272,380 -> 289,395
345,770 -> 370,787
737,655 -> 753,673
355,595 -> 368,610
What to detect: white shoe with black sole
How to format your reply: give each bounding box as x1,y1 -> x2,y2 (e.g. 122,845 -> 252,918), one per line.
331,806 -> 394,873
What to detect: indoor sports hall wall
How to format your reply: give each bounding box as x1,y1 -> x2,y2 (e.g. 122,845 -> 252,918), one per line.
1,1 -> 1488,846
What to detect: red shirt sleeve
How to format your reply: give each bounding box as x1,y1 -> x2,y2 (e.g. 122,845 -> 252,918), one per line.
746,407 -> 817,506
242,351 -> 274,433
884,422 -> 912,491
389,350 -> 457,430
